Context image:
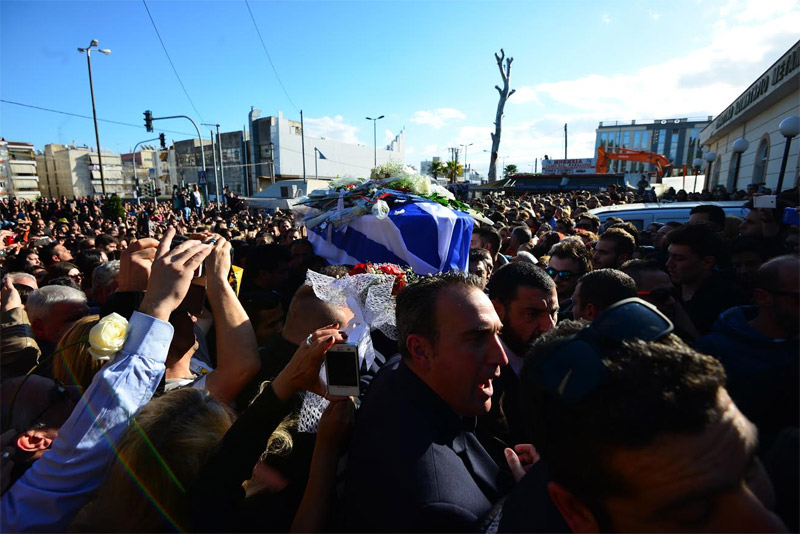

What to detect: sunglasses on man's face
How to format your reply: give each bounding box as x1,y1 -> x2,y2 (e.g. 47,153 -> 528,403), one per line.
545,267 -> 579,281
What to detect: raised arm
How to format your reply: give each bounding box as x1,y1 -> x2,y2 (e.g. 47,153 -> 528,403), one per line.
1,227 -> 212,532
203,237 -> 260,405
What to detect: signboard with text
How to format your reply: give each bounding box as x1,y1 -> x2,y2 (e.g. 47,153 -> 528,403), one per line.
542,158 -> 596,175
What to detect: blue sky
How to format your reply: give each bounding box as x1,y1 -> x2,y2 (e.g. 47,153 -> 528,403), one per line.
1,0 -> 798,176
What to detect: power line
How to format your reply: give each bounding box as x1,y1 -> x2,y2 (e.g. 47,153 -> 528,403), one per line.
142,0 -> 205,122
0,99 -> 196,137
244,0 -> 299,112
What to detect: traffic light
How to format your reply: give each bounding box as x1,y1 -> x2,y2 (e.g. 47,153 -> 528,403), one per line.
144,110 -> 153,132
155,187 -> 162,197
159,133 -> 166,149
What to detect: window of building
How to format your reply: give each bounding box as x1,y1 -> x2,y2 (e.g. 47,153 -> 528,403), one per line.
752,135 -> 770,184
623,131 -> 630,147
656,129 -> 666,155
669,129 -> 680,163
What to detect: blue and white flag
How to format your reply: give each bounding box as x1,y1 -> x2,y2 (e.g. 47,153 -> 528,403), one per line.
317,149 -> 327,159
308,201 -> 473,274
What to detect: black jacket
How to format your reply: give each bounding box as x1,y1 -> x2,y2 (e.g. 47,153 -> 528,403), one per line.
343,356 -> 513,532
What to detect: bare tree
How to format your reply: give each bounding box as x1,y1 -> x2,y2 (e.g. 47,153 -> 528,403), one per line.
488,49 -> 515,182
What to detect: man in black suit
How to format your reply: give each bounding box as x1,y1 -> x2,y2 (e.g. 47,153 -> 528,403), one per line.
480,262 -> 558,472
343,272 -> 514,532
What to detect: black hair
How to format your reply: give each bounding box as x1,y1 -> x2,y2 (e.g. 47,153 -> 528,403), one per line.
548,239 -> 593,276
245,244 -> 290,279
486,261 -> 555,305
690,204 -> 726,229
576,269 -> 637,312
520,321 -> 726,519
473,226 -> 501,256
665,221 -> 723,260
598,228 -> 636,258
395,271 -> 482,359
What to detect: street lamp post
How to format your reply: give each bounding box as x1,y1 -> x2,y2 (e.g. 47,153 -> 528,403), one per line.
366,115 -> 384,167
704,152 -> 717,191
77,40 -> 111,196
459,143 -> 473,181
731,138 -> 749,191
776,116 -> 800,193
692,158 -> 703,193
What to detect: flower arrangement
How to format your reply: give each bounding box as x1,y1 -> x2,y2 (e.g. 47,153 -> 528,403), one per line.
296,161 -> 484,231
348,262 -> 413,295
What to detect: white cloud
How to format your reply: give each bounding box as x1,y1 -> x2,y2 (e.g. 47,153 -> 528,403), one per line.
509,86 -> 543,106
601,13 -> 611,24
649,10 -> 662,20
303,115 -> 361,145
409,108 -> 466,129
405,145 -> 416,156
523,0 -> 800,158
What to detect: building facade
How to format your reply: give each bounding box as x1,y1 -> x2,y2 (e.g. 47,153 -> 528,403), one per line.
700,40 -> 800,193
0,140 -> 40,199
596,117 -> 711,174
250,111 -> 405,194
121,148 -> 170,194
36,144 -> 125,198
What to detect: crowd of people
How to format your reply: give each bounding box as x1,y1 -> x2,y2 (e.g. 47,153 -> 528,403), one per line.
0,180 -> 797,532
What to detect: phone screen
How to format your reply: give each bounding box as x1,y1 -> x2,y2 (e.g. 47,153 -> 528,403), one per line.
326,348 -> 359,387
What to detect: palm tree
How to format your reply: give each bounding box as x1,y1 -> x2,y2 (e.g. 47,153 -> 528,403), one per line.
444,160 -> 464,184
429,160 -> 445,181
504,164 -> 518,177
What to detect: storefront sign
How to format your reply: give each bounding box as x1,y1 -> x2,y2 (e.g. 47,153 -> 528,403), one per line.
542,158 -> 596,175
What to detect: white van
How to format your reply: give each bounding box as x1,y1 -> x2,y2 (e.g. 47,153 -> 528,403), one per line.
588,201 -> 749,230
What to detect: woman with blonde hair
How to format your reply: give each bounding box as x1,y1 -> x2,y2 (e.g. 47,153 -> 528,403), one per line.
72,388 -> 235,532
52,314 -> 102,390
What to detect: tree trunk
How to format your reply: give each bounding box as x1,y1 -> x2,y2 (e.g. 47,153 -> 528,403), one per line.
488,49 -> 515,182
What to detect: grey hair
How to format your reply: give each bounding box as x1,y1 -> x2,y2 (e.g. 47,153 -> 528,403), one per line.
92,260 -> 120,292
4,272 -> 38,287
26,286 -> 87,323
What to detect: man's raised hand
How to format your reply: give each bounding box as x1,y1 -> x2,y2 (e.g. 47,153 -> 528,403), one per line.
138,227 -> 213,321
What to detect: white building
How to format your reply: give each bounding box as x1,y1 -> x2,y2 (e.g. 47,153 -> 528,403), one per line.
36,144 -> 126,197
0,140 -> 40,199
701,40 -> 800,192
250,112 -> 405,192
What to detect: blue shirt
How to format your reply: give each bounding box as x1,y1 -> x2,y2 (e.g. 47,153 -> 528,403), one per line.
1,311 -> 174,532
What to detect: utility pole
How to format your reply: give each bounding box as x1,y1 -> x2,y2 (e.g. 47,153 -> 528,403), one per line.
216,124 -> 225,193
300,110 -> 307,184
564,123 -> 568,160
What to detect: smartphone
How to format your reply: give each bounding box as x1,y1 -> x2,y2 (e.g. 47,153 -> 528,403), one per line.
753,195 -> 777,209
169,235 -> 205,278
325,343 -> 360,397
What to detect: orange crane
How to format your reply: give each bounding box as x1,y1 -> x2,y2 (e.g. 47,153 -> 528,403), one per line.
596,145 -> 673,177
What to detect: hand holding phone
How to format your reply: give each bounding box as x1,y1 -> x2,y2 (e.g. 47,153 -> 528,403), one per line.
325,343 -> 360,397
271,324 -> 346,401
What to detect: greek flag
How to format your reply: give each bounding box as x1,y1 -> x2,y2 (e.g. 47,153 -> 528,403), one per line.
308,201 -> 473,274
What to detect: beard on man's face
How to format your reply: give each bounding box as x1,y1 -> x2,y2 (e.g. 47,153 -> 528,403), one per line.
500,319 -> 533,357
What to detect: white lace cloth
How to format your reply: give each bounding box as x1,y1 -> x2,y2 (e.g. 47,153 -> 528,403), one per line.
297,270 -> 398,433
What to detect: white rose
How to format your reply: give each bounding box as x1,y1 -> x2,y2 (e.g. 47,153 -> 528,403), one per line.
88,313 -> 129,361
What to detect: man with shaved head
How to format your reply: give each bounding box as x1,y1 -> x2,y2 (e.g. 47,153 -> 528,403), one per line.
695,255 -> 799,450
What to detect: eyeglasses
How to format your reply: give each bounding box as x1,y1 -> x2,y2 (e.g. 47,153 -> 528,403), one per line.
69,272 -> 83,282
637,288 -> 673,306
545,267 -> 580,281
532,298 -> 674,403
